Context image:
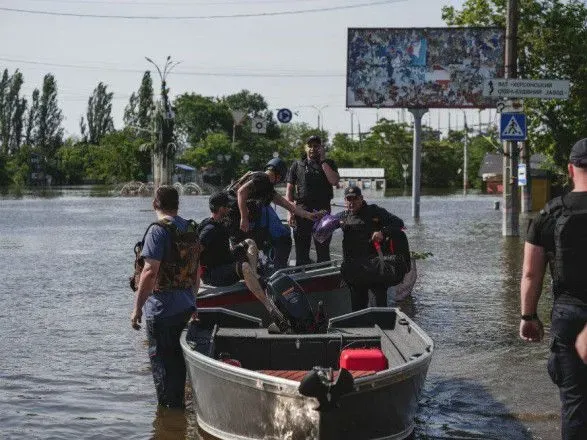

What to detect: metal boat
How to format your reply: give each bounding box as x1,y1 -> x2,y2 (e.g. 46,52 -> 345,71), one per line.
197,260 -> 351,323
181,307 -> 433,440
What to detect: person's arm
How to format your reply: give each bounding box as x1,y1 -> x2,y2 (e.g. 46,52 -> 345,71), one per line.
575,324 -> 587,364
131,258 -> 160,330
519,242 -> 546,342
320,152 -> 339,186
237,181 -> 252,232
273,192 -> 318,221
285,183 -> 297,227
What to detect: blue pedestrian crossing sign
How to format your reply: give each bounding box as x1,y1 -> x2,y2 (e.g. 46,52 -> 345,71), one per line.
277,108 -> 293,123
500,112 -> 527,141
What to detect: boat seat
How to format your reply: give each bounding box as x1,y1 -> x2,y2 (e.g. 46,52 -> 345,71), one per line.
257,369 -> 376,382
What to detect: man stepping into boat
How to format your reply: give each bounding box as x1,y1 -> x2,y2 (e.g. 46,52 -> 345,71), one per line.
226,158 -> 322,269
199,191 -> 289,331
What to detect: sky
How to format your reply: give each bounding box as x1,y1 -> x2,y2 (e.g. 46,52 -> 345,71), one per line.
0,0 -> 478,141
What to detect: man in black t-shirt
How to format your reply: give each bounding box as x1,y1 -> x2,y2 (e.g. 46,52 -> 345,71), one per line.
199,192 -> 284,321
520,138 -> 587,440
286,135 -> 340,265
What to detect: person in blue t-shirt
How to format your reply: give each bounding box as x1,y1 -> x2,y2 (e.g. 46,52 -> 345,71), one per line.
130,186 -> 199,408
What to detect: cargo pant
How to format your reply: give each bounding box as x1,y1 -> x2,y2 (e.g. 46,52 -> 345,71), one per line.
548,302 -> 587,440
146,310 -> 192,408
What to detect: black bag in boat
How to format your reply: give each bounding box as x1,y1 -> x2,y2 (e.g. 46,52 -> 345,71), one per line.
266,273 -> 316,333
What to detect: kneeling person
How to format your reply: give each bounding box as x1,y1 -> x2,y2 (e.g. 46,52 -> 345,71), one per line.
199,192 -> 288,328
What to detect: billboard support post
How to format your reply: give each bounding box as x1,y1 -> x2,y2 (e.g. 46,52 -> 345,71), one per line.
409,108 -> 428,219
503,0 -> 520,236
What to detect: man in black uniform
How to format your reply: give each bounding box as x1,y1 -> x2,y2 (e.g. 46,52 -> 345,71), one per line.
338,185 -> 405,311
520,138 -> 587,440
199,191 -> 287,326
286,135 -> 340,265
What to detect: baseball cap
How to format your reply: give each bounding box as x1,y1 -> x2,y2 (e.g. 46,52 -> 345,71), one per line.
570,138 -> 587,167
306,135 -> 322,145
209,191 -> 231,211
344,185 -> 362,198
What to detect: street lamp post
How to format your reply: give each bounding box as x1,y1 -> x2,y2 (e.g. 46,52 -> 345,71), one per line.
401,163 -> 409,194
310,105 -> 328,131
346,108 -> 355,139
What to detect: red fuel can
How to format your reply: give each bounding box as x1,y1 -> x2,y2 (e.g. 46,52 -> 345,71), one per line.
339,348 -> 388,371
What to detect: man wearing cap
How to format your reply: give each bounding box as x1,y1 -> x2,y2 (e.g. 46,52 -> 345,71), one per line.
520,138 -> 587,439
286,135 -> 339,265
198,191 -> 290,328
338,185 -> 405,311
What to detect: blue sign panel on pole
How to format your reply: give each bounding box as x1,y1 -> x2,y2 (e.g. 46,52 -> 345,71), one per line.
500,112 -> 527,141
277,108 -> 293,123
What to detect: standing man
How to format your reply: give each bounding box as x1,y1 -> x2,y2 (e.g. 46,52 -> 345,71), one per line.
338,185 -> 406,311
286,135 -> 339,265
130,186 -> 200,409
520,138 -> 587,440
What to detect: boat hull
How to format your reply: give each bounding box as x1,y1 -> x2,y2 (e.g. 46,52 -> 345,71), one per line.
181,308 -> 433,440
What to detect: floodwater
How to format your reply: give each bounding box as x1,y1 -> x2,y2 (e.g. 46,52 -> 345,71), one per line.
0,188 -> 561,440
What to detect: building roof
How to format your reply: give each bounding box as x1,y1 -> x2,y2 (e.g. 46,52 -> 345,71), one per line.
175,163 -> 196,172
338,168 -> 385,178
478,153 -> 549,178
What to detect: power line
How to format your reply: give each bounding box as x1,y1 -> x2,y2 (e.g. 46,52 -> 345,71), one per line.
0,56 -> 345,77
0,0 -> 404,20
8,0 -> 327,5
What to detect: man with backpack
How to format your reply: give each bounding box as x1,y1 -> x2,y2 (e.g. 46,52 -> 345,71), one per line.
337,185 -> 410,311
520,138 -> 587,440
130,186 -> 200,408
286,135 -> 340,266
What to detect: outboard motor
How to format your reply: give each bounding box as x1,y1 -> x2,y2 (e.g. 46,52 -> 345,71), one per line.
265,272 -> 326,333
298,367 -> 355,411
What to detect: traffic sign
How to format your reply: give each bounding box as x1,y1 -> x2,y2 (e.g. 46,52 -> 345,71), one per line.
277,108 -> 293,123
518,163 -> 527,186
251,117 -> 267,134
483,79 -> 570,99
500,112 -> 527,141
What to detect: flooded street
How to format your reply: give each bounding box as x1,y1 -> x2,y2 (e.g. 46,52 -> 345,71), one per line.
0,191 -> 560,439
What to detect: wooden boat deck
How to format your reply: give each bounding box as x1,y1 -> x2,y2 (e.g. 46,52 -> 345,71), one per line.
258,369 -> 376,382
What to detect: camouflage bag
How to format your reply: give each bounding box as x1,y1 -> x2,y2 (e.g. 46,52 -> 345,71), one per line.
129,219 -> 201,292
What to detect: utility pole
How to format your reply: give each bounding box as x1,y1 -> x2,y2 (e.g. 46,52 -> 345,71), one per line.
502,0 -> 520,236
463,112 -> 468,195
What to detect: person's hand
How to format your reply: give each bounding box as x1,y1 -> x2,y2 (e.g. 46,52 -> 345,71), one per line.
240,217 -> 249,233
371,231 -> 384,243
575,324 -> 587,364
519,318 -> 544,342
190,311 -> 199,323
287,212 -> 296,228
131,309 -> 142,330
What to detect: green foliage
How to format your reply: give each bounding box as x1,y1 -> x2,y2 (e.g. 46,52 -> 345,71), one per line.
82,82 -> 114,144
442,0 -> 587,173
36,74 -> 64,158
0,69 -> 26,154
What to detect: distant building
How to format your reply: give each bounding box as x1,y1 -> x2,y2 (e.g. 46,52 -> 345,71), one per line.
337,168 -> 386,191
174,163 -> 197,184
478,153 -> 551,209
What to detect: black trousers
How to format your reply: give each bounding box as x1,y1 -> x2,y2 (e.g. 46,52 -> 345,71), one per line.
548,302 -> 587,440
341,259 -> 390,311
146,310 -> 193,408
293,215 -> 331,266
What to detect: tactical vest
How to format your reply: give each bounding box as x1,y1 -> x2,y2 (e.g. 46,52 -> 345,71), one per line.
130,219 -> 201,293
544,196 -> 587,300
292,159 -> 333,207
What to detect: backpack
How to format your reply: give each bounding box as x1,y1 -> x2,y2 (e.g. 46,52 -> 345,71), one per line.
544,196 -> 587,298
368,227 -> 412,287
129,218 -> 201,292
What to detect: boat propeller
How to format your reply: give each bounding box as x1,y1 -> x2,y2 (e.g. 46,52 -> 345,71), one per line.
298,367 -> 354,411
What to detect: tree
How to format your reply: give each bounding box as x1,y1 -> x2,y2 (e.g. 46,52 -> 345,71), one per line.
24,89 -> 39,146
174,93 -> 232,146
442,0 -> 587,172
0,69 -> 26,154
36,73 -> 64,158
124,71 -> 154,135
82,82 -> 114,144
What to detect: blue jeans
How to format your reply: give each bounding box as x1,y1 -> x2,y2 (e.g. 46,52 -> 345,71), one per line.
548,302 -> 587,440
146,310 -> 193,408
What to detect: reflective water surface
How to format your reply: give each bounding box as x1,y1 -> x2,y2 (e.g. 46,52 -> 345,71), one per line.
0,191 -> 560,439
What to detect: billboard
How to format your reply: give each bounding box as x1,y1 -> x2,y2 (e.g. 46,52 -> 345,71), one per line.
346,27 -> 504,109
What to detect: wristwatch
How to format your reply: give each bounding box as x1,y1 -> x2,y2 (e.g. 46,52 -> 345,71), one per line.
521,313 -> 539,321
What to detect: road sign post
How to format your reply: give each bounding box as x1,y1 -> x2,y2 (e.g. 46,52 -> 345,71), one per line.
500,112 -> 527,141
